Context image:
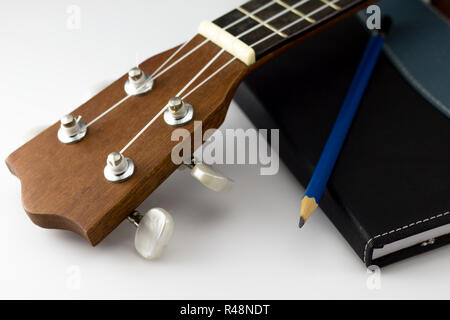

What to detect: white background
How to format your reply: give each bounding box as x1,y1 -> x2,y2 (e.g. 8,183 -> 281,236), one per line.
1,0 -> 449,299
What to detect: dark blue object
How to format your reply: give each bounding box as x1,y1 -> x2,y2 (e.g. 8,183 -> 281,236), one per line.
304,33 -> 385,203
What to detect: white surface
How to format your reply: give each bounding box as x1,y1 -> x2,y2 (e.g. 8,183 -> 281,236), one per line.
1,0 -> 449,299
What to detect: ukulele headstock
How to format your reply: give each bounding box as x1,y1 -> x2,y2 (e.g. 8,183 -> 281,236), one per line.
6,34 -> 247,248
6,0 -> 377,259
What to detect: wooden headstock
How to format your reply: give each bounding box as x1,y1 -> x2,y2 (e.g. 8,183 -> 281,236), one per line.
6,0 -> 376,249
6,35 -> 248,245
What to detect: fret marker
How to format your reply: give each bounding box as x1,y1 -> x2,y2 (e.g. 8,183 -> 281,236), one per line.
236,7 -> 288,38
319,0 -> 341,11
275,0 -> 316,23
198,20 -> 256,66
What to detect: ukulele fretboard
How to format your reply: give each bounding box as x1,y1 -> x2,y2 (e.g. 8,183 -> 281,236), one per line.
212,0 -> 366,60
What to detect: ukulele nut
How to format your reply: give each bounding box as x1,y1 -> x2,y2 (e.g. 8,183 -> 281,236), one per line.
57,114 -> 87,144
104,152 -> 135,182
164,97 -> 194,126
124,67 -> 154,96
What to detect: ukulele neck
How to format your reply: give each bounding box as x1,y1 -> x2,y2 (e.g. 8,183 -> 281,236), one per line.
201,0 -> 372,65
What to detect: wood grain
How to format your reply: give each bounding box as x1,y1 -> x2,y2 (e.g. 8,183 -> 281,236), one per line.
5,0 -> 376,246
6,35 -> 248,245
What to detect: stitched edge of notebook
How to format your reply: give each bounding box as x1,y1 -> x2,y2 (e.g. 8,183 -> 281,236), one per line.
383,44 -> 450,118
363,211 -> 450,264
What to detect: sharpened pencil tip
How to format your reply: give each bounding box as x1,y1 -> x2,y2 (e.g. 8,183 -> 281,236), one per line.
298,217 -> 305,229
299,196 -> 318,229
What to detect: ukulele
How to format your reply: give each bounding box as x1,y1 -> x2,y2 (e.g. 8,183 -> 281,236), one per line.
6,0 -> 375,259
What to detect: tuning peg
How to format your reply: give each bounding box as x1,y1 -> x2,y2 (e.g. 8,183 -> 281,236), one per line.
124,67 -> 153,96
57,114 -> 87,144
164,96 -> 194,126
104,152 -> 135,182
22,125 -> 48,144
127,208 -> 174,260
188,158 -> 233,193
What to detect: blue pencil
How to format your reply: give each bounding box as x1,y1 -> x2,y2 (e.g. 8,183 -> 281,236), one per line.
299,33 -> 386,228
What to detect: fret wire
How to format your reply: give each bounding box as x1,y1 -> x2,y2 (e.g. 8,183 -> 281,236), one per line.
99,2 -> 286,150
237,6 -> 288,38
119,0 -> 347,154
228,0 -> 310,41
241,0 -> 274,12
155,0 -> 311,81
153,0 -> 283,81
185,0 -> 344,104
275,0 -> 316,23
222,0 -> 279,30
158,1 -> 319,83
244,0 -> 365,59
119,0 -> 314,154
249,0 -> 341,49
319,0 -> 341,10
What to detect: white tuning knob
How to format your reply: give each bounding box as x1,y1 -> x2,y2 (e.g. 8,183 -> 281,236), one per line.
128,208 -> 174,260
190,162 -> 233,193
22,125 -> 48,144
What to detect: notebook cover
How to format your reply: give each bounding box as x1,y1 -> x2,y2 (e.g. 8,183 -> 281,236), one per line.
234,16 -> 450,267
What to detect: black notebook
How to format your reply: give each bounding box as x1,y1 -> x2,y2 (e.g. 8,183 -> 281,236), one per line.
234,16 -> 450,267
